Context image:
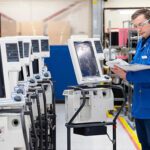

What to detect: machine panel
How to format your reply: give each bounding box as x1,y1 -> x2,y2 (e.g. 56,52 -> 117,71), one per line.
18,41 -> 23,58
41,39 -> 49,51
31,40 -> 39,53
6,43 -> 19,62
74,41 -> 100,77
94,40 -> 103,53
24,43 -> 29,57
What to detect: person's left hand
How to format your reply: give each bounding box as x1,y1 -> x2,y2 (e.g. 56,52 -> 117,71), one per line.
111,65 -> 127,80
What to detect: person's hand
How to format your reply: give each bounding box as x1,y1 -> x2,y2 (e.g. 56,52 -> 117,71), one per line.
111,65 -> 127,80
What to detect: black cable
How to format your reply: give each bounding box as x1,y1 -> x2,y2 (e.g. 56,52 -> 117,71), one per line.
41,85 -> 48,150
111,85 -> 127,121
68,89 -> 87,124
50,80 -> 56,113
49,80 -> 56,150
35,90 -> 43,150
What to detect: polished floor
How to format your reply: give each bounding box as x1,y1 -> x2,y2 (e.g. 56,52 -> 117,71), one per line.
56,104 -> 139,150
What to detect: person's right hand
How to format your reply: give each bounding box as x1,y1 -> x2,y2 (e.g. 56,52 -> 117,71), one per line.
111,65 -> 127,80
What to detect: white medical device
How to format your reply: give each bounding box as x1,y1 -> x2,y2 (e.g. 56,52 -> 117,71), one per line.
0,114 -> 30,150
0,36 -> 44,150
29,36 -> 40,77
68,37 -> 111,85
17,36 -> 32,81
27,36 -> 52,116
39,36 -> 50,71
64,37 -> 114,124
0,93 -> 31,150
64,87 -> 114,123
0,37 -> 21,100
35,36 -> 51,80
29,36 -> 50,76
38,36 -> 52,106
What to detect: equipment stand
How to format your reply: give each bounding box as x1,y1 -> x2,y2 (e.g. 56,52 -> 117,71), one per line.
65,85 -> 127,150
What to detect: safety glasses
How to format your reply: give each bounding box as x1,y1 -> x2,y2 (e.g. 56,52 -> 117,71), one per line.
132,19 -> 150,28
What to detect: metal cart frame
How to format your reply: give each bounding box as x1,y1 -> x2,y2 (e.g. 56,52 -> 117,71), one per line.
65,84 -> 127,150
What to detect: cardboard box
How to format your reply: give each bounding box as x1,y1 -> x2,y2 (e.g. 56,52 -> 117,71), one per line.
1,15 -> 17,36
19,21 -> 44,35
46,21 -> 71,45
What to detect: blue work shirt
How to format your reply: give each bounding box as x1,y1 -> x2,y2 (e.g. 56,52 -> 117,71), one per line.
126,37 -> 150,119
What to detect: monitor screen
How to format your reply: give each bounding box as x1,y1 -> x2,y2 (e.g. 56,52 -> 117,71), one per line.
6,43 -> 19,62
31,40 -> 39,53
18,41 -> 23,58
94,40 -> 103,53
24,43 -> 29,57
74,41 -> 100,77
41,39 -> 49,51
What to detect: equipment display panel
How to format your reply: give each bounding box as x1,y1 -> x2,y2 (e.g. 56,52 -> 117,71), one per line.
31,40 -> 39,53
6,43 -> 19,62
24,43 -> 29,57
74,41 -> 100,77
68,38 -> 106,85
18,41 -> 23,58
94,40 -> 103,53
41,39 -> 49,51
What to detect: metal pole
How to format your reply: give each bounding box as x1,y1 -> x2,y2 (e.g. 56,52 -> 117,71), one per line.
67,127 -> 71,150
113,122 -> 116,150
108,20 -> 112,61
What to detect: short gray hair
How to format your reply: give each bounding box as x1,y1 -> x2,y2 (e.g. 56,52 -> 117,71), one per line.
131,8 -> 150,20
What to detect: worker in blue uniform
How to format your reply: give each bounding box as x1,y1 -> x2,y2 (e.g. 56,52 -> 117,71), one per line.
112,8 -> 150,150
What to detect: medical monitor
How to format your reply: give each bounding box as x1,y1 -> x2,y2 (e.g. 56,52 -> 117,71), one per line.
23,38 -> 31,64
74,41 -> 100,77
24,42 -> 30,57
0,37 -> 21,99
68,38 -> 107,85
6,43 -> 19,62
39,36 -> 50,58
16,36 -> 32,80
94,40 -> 103,53
91,38 -> 104,60
30,36 -> 41,60
41,39 -> 49,51
32,39 -> 39,53
18,41 -> 23,59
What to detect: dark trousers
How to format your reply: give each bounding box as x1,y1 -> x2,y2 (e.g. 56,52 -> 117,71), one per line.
135,119 -> 150,150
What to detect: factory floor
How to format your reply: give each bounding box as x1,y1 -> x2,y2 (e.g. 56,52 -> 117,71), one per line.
56,104 -> 141,150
